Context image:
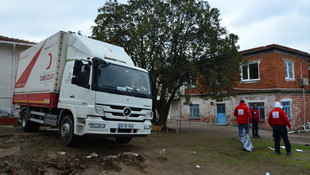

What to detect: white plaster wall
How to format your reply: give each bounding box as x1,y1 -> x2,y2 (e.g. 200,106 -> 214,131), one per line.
0,45 -> 29,109
169,93 -> 278,125
233,94 -> 277,120
0,46 -> 13,108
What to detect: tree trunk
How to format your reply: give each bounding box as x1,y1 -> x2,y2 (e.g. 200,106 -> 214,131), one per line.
156,85 -> 181,128
157,99 -> 169,128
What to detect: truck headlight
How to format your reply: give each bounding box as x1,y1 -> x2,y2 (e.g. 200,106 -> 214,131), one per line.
95,106 -> 104,115
145,111 -> 153,119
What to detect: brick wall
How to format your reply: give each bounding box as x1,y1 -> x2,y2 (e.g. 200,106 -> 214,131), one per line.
238,51 -> 310,90
276,94 -> 310,129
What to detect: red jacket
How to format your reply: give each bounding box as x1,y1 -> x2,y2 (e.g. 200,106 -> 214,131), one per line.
268,108 -> 291,129
250,108 -> 260,121
234,102 -> 252,124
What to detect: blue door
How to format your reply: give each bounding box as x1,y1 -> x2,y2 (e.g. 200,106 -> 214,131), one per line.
217,104 -> 226,124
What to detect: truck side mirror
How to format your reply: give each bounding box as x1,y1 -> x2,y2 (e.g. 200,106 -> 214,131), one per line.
73,60 -> 83,76
71,77 -> 79,85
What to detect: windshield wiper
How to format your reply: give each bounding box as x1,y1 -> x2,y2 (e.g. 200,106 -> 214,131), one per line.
133,92 -> 148,98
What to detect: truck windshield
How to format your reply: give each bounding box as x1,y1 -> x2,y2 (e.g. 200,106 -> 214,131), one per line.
93,63 -> 152,98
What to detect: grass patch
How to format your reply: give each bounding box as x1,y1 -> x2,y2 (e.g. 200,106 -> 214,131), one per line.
183,135 -> 310,174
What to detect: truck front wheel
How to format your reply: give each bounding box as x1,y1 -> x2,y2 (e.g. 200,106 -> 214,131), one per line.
115,137 -> 132,144
59,115 -> 76,146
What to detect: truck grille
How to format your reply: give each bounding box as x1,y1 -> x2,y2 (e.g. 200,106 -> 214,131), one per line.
97,104 -> 147,119
111,112 -> 140,117
109,105 -> 143,112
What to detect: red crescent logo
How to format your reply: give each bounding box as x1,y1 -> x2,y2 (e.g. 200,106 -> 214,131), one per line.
46,53 -> 52,70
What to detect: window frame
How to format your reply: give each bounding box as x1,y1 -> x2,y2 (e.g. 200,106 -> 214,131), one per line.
240,60 -> 261,82
72,62 -> 91,88
281,101 -> 292,120
283,59 -> 295,80
190,104 -> 200,119
248,102 -> 265,121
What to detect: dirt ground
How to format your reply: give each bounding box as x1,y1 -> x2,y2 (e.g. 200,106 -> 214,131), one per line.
0,122 -> 310,175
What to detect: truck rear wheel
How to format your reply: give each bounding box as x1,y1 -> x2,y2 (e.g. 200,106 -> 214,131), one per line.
59,115 -> 76,146
115,137 -> 132,144
21,108 -> 40,132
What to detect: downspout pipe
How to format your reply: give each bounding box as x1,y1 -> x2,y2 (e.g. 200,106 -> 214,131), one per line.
302,88 -> 310,131
11,43 -> 16,115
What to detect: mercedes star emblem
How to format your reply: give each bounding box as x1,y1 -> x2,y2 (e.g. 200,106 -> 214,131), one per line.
123,107 -> 131,117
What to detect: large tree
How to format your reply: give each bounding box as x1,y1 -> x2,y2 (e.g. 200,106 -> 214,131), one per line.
92,0 -> 242,127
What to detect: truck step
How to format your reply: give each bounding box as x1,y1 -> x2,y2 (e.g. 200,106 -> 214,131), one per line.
30,111 -> 45,116
29,118 -> 44,124
44,114 -> 58,126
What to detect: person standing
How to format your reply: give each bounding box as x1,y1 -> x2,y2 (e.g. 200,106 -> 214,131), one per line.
234,100 -> 252,137
251,103 -> 261,139
268,101 -> 292,155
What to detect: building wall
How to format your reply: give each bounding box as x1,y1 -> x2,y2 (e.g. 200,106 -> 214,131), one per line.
239,51 -> 310,90
170,94 -> 277,125
172,45 -> 310,130
170,92 -> 309,130
0,45 -> 14,108
276,93 -> 310,129
0,44 -> 29,109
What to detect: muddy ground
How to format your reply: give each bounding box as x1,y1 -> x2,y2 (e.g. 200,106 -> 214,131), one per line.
0,122 -> 309,175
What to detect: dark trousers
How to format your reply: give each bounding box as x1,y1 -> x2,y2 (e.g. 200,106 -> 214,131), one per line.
252,120 -> 259,137
273,125 -> 291,153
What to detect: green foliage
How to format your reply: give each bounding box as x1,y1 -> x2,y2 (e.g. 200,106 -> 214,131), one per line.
92,0 -> 242,125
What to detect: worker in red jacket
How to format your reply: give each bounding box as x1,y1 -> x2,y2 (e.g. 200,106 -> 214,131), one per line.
234,100 -> 252,137
250,103 -> 261,139
268,101 -> 292,155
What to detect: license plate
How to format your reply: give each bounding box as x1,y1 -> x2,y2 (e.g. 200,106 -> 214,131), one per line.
118,123 -> 134,129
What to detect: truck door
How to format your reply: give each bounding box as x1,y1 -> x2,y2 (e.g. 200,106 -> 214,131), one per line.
59,60 -> 94,107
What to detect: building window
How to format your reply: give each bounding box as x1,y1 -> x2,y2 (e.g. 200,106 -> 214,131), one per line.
189,75 -> 197,86
285,62 -> 294,80
248,102 -> 265,121
190,104 -> 199,118
282,101 -> 291,119
241,62 -> 259,81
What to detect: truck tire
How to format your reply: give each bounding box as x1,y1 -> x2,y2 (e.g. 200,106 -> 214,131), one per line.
59,115 -> 76,146
115,137 -> 132,144
21,108 -> 40,132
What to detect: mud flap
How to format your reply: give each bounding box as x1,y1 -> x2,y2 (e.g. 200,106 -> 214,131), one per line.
239,134 -> 253,151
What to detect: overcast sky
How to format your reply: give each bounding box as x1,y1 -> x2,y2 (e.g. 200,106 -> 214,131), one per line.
0,0 -> 309,53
